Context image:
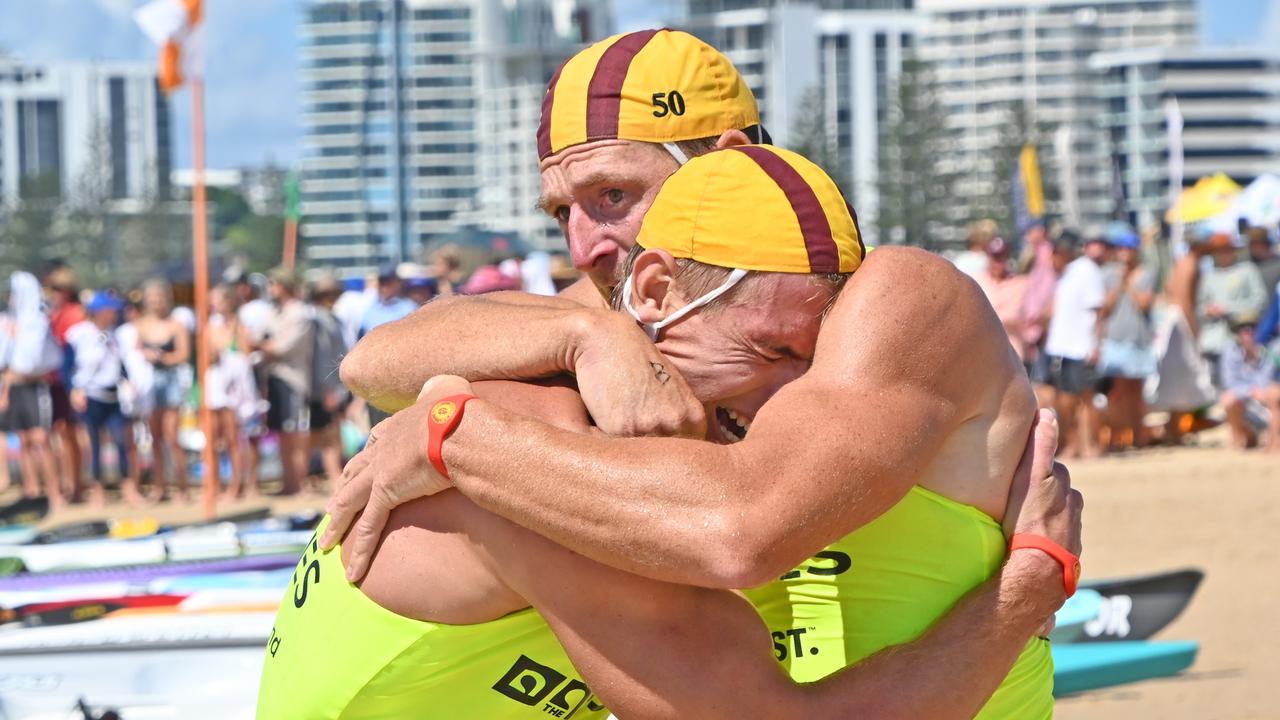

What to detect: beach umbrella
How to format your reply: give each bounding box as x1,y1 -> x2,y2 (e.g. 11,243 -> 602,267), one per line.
1164,173 -> 1242,224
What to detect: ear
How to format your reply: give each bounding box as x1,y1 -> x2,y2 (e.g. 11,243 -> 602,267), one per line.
629,249 -> 686,323
715,128 -> 752,149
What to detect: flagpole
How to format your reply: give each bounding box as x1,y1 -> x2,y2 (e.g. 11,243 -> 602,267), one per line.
192,78 -> 218,520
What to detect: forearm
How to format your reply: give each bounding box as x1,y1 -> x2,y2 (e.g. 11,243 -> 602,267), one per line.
447,398 -> 757,587
444,367 -> 940,588
341,294 -> 595,412
802,552 -> 1059,719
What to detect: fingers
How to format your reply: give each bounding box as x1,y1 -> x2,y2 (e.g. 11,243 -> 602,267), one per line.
1004,408 -> 1059,536
1051,460 -> 1071,491
1067,488 -> 1084,556
343,480 -> 396,582
417,374 -> 474,401
1028,409 -> 1060,483
320,466 -> 373,552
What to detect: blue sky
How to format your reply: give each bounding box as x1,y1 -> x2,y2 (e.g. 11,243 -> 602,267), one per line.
0,0 -> 1274,170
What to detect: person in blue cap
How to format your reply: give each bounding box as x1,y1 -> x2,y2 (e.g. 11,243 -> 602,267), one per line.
359,265 -> 417,426
1097,223 -> 1156,450
66,291 -> 142,507
359,264 -> 417,340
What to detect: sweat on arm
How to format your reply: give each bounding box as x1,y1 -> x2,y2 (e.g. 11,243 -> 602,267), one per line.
441,248 -> 1013,588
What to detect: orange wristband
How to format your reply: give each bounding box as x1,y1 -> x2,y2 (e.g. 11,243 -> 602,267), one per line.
425,394 -> 478,479
1009,533 -> 1080,598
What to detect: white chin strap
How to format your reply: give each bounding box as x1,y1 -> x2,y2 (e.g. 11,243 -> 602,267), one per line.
622,267 -> 748,341
663,142 -> 690,166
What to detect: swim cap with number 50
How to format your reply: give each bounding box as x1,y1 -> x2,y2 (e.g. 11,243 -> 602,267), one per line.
536,28 -> 765,160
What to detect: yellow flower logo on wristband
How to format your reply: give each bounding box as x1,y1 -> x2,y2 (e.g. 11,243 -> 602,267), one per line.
430,401 -> 458,425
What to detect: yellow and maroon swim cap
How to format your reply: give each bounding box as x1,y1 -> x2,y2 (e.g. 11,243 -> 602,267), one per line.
536,29 -> 764,160
635,145 -> 865,274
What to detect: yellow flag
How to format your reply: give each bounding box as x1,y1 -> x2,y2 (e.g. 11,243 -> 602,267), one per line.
1020,144 -> 1045,219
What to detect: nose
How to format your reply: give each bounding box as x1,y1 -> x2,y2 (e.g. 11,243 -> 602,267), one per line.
566,206 -> 600,272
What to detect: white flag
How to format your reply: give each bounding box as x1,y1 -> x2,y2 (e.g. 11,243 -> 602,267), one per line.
134,0 -> 204,91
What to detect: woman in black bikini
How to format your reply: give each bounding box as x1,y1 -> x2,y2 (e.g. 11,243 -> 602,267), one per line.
135,279 -> 191,502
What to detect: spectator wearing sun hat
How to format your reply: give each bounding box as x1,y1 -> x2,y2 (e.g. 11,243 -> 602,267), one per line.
974,236 -> 1030,359
1197,232 -> 1268,380
1097,223 -> 1156,448
1218,312 -> 1280,450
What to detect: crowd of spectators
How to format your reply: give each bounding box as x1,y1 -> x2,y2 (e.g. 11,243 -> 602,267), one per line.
963,219 -> 1280,457
2,215 -> 1275,513
0,244 -> 567,511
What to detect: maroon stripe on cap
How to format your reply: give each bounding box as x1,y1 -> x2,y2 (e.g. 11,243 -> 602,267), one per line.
536,61 -> 566,159
729,146 -> 841,272
585,29 -> 659,141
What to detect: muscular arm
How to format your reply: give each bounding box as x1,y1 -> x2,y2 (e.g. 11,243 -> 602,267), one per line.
470,486 -> 1064,720
341,278 -> 603,412
360,372 -> 1064,719
442,248 -> 1018,587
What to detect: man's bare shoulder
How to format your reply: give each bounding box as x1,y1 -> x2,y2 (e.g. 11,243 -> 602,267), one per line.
812,246 -> 1012,388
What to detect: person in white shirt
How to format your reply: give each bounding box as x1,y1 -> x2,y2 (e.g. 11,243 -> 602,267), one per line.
1044,231 -> 1109,458
67,292 -> 143,507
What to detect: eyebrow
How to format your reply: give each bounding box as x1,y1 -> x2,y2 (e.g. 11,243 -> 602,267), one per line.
537,167 -> 638,216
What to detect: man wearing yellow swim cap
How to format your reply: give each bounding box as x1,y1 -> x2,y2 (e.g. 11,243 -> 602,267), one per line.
325,30 -> 1079,720
308,150 -> 1072,719
345,29 -> 763,418
264,149 -> 895,718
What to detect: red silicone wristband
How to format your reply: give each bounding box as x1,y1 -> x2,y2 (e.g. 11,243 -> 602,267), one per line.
1009,533 -> 1080,598
425,394 -> 478,480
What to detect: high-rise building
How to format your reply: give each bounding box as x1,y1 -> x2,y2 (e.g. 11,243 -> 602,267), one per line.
1090,47 -> 1280,229
299,0 -> 610,276
0,55 -> 171,205
685,1 -> 922,244
917,0 -> 1198,240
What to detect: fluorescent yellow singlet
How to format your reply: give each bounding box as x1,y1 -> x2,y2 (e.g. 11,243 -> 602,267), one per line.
256,518 -> 609,720
744,486 -> 1054,719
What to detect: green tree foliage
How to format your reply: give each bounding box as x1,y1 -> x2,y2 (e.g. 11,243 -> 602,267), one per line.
984,101 -> 1060,240
788,86 -> 851,198
876,57 -> 957,249
225,213 -> 286,273
0,173 -> 62,281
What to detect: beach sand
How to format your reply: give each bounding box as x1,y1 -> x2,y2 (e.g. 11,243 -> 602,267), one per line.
17,433 -> 1279,719
1056,437 -> 1280,720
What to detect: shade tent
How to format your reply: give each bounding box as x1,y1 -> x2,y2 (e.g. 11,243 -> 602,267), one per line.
1164,173 -> 1242,224
1227,174 -> 1280,229
1184,173 -> 1280,239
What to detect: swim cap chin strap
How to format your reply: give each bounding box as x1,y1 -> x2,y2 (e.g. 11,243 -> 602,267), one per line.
663,142 -> 690,166
622,267 -> 748,341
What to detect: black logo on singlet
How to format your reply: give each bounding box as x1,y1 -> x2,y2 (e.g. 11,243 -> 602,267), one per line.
778,550 -> 852,580
492,654 -> 606,718
767,550 -> 853,663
